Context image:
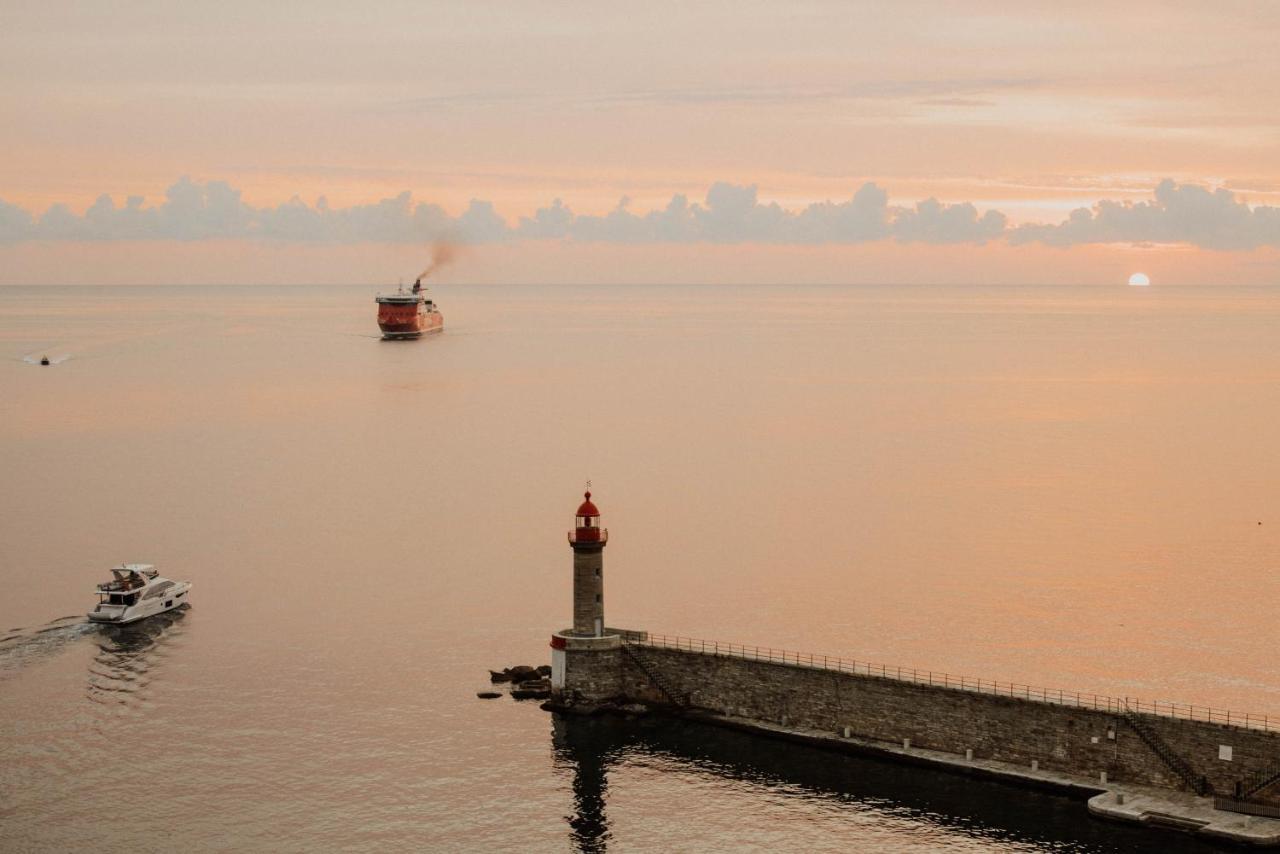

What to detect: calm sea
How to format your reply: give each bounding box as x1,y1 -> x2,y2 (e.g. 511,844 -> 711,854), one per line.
2,283 -> 1277,852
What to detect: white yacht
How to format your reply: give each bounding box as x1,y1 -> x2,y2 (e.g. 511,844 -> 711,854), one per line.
88,564 -> 192,624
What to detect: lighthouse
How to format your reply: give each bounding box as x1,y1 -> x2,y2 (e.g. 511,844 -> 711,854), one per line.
569,491 -> 608,636
551,490 -> 623,702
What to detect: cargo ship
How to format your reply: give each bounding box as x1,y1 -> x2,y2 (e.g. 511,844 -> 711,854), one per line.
375,278 -> 444,339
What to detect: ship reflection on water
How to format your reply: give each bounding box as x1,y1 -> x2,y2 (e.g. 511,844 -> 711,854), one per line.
87,606 -> 188,708
551,714 -> 1225,854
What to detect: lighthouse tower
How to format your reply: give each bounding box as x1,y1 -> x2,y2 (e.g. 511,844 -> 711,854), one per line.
551,490 -> 623,703
569,491 -> 608,636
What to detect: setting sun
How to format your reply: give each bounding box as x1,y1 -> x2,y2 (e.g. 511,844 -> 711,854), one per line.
1128,272 -> 1151,286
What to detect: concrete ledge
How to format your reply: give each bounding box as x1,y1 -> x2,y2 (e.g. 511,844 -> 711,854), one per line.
1089,790 -> 1280,846
682,710 -> 1106,798
606,705 -> 1280,847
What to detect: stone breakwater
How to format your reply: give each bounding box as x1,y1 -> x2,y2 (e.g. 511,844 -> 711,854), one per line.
547,633 -> 1280,844
612,645 -> 1280,797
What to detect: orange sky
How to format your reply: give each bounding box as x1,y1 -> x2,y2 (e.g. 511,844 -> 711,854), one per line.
2,239 -> 1274,288
2,1 -> 1279,284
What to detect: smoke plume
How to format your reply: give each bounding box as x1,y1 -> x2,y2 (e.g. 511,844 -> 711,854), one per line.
418,240 -> 460,280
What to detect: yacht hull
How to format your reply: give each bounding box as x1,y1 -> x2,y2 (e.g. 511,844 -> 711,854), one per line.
88,581 -> 192,624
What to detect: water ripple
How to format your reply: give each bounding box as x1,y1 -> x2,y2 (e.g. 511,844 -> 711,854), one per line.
0,616 -> 95,679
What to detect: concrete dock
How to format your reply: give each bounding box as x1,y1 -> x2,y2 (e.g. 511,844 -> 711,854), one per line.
671,708 -> 1280,847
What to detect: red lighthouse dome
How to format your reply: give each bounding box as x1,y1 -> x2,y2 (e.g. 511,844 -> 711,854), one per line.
570,491 -> 607,544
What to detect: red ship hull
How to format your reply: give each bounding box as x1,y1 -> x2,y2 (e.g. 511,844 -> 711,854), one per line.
376,294 -> 444,339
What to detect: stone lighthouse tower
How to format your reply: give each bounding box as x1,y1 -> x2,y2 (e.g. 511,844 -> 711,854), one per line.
569,490 -> 607,636
551,490 -> 623,703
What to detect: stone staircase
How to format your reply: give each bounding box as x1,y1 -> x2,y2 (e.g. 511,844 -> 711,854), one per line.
1121,707 -> 1214,796
621,643 -> 689,708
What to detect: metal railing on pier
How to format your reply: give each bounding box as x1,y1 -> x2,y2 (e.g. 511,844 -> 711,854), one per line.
625,633 -> 1280,734
1214,796 -> 1280,819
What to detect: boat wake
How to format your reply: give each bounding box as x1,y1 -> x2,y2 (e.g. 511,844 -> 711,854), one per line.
86,605 -> 188,710
19,352 -> 71,366
0,616 -> 96,677
15,325 -> 179,366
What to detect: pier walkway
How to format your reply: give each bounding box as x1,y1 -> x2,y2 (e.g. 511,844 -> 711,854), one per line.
680,709 -> 1280,847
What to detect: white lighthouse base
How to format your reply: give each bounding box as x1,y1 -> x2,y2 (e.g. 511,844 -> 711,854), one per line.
551,647 -> 566,689
550,630 -> 623,703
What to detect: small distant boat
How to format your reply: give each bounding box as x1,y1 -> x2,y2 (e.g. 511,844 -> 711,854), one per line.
88,564 -> 191,625
375,277 -> 443,340
39,356 -> 49,366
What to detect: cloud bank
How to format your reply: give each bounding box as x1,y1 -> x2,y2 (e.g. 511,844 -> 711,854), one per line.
1009,179 -> 1280,250
0,177 -> 1277,250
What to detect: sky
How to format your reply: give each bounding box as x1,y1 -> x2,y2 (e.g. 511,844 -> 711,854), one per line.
2,0 -> 1279,285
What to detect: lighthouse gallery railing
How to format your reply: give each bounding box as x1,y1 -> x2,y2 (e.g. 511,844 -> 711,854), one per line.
622,632 -> 1280,734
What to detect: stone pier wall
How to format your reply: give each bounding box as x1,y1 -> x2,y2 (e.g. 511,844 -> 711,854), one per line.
614,647 -> 1280,798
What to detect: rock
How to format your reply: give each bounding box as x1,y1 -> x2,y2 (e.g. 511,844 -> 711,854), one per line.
507,665 -> 539,683
476,691 -> 502,699
489,664 -> 550,684
511,681 -> 552,700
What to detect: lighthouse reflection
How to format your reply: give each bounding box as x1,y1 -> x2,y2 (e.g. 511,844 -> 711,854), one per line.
550,714 -> 1218,854
551,714 -> 619,853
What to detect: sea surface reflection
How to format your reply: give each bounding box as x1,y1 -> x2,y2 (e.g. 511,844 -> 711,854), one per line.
2,284 -> 1278,851
86,607 -> 188,710
552,714 -> 1230,853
